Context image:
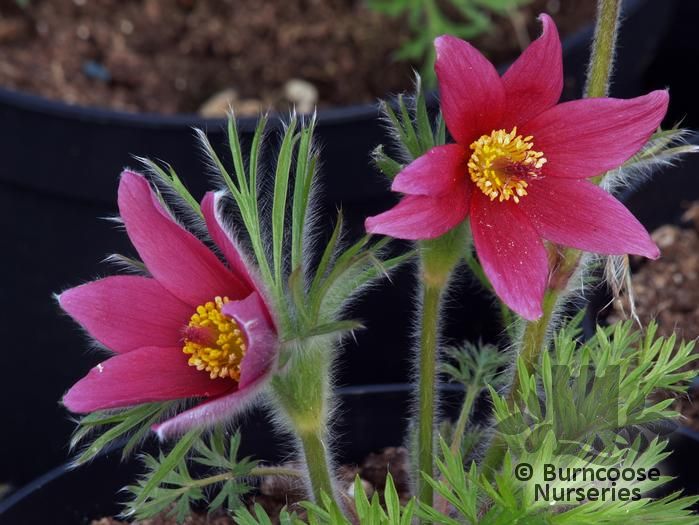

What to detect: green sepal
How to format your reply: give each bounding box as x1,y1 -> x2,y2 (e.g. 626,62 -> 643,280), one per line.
419,221 -> 471,286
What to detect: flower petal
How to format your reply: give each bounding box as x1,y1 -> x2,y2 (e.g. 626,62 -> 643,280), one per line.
118,171 -> 249,305
524,91 -> 669,179
63,346 -> 233,413
434,35 -> 505,146
201,192 -> 256,291
501,14 -> 562,129
391,144 -> 468,196
58,276 -> 191,353
153,374 -> 269,440
222,292 -> 278,389
365,185 -> 471,240
470,191 -> 548,320
521,177 -> 659,258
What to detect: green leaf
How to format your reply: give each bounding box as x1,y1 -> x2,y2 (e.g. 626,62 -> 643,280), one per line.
383,474 -> 400,523
372,145 -> 404,180
121,404 -> 173,458
309,210 -> 344,295
365,0 -> 514,81
227,113 -> 250,195
271,116 -> 299,291
291,114 -> 318,271
138,157 -> 202,217
414,76 -> 434,153
132,428 -> 201,506
71,402 -> 171,465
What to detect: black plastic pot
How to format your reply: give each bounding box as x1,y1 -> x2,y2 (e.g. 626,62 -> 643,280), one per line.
642,0 -> 699,130
0,0 -> 677,489
660,424 -> 699,506
0,384 -> 467,525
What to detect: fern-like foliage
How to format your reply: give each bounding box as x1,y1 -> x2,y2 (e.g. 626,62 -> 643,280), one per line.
441,341 -> 510,457
418,437 -> 698,524
491,318 -> 697,460
602,128 -> 699,194
366,0 -> 534,82
198,317 -> 699,524
108,316 -> 697,524
442,341 -> 509,389
124,428 -> 258,521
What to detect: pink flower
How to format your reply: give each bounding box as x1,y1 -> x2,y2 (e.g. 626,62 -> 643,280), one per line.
365,15 -> 667,320
59,171 -> 277,439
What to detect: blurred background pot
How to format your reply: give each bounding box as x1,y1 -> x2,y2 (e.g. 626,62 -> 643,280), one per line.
0,0 -> 678,492
0,385 -> 466,525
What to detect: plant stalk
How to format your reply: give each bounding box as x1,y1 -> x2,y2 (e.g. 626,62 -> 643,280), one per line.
417,282 -> 443,510
449,384 -> 479,455
510,291 -> 557,395
585,0 -> 622,98
413,225 -> 468,511
479,291 -> 558,477
299,429 -> 336,503
251,466 -> 304,478
271,344 -> 337,507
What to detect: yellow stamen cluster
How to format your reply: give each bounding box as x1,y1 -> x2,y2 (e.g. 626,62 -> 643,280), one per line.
182,296 -> 246,381
468,127 -> 547,203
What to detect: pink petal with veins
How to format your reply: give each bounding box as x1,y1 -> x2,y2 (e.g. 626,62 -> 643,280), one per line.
63,346 -> 233,412
118,171 -> 249,305
470,191 -> 548,320
391,144 -> 468,196
58,276 -> 191,353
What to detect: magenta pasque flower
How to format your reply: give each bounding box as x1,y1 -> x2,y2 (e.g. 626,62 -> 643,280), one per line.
365,15 -> 667,320
59,171 -> 277,439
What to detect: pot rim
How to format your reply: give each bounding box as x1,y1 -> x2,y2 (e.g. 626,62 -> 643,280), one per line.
0,0 -> 650,132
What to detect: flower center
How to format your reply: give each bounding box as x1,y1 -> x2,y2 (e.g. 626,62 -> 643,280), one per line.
468,127 -> 547,203
182,296 -> 246,381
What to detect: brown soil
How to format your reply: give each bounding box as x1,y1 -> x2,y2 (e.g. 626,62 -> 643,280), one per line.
608,202 -> 699,431
0,0 -> 595,116
92,447 -> 410,524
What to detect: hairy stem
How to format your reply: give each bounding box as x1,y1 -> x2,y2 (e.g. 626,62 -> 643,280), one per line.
511,291 -> 557,393
299,430 -> 336,502
450,384 -> 479,455
417,283 -> 443,510
271,344 -> 337,506
251,466 -> 305,478
585,0 -> 621,98
479,291 -> 558,477
413,225 -> 467,511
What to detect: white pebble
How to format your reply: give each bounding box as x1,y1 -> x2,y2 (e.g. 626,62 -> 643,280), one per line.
284,78 -> 318,114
